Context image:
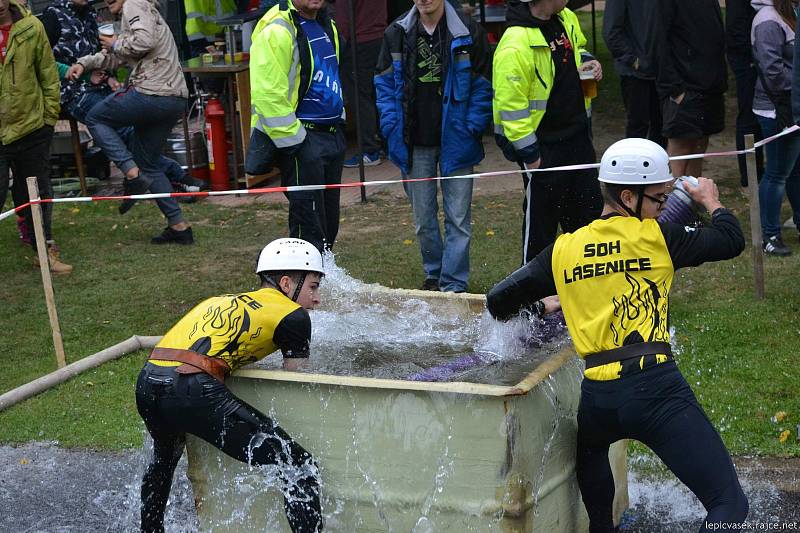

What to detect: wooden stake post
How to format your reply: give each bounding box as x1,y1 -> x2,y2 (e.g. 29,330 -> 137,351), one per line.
26,177 -> 67,368
744,134 -> 765,300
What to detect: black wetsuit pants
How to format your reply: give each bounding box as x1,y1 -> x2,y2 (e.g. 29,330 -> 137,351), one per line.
576,361 -> 748,533
135,363 -> 323,533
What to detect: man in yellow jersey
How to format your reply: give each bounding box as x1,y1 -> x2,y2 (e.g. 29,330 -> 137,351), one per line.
135,238 -> 324,533
487,138 -> 749,532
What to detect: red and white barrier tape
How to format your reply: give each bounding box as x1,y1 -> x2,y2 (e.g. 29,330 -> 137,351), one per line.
2,124 -> 798,224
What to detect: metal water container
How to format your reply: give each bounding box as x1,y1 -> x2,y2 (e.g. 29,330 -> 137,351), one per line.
163,125 -> 209,181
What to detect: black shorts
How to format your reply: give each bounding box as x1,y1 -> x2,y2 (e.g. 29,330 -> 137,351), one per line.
662,90 -> 725,139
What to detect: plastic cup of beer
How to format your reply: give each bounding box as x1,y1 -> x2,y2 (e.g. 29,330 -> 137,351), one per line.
580,68 -> 598,99
98,23 -> 115,38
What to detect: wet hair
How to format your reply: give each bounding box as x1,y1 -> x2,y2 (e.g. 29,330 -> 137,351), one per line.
258,270 -> 305,289
774,0 -> 797,28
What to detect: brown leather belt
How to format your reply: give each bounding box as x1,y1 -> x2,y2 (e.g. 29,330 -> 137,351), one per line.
149,347 -> 230,383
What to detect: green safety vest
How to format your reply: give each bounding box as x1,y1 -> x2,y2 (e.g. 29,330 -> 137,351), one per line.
249,3 -> 340,150
492,8 -> 593,153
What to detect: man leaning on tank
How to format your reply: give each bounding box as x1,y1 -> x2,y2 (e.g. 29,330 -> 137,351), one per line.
487,138 -> 748,532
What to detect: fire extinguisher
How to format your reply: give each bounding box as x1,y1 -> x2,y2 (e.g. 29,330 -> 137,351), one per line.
205,97 -> 229,191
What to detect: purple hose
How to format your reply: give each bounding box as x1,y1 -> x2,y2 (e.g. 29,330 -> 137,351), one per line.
406,313 -> 567,382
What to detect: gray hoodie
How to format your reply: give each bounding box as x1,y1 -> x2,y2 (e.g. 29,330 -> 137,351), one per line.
751,0 -> 794,113
76,0 -> 188,98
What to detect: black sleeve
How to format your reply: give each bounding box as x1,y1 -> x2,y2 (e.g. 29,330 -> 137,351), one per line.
486,245 -> 557,321
41,10 -> 61,49
655,0 -> 684,98
273,308 -> 311,358
469,18 -> 491,82
602,0 -> 636,67
658,208 -> 746,270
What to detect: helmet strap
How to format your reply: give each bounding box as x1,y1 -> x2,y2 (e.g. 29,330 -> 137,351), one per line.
634,186 -> 645,219
291,272 -> 308,302
614,185 -> 645,219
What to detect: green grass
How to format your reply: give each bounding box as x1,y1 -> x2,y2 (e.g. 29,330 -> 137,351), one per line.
3,190 -> 799,455
2,10 -> 798,456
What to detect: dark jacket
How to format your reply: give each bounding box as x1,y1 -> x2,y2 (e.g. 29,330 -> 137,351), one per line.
602,0 -> 659,79
655,0 -> 727,98
726,0 -> 757,54
41,0 -> 100,106
374,2 -> 492,175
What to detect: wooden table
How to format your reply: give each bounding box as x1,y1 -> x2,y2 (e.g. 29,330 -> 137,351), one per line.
182,57 -> 252,186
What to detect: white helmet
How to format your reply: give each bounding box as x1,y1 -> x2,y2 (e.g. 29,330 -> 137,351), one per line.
598,138 -> 672,185
256,238 -> 324,275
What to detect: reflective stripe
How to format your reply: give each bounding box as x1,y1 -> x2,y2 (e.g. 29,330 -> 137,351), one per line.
271,127 -> 307,148
186,12 -> 204,19
268,17 -> 294,34
529,99 -> 547,111
493,123 -> 505,135
261,112 -> 298,128
500,108 -> 530,121
511,131 -> 538,150
455,54 -> 470,63
391,52 -> 401,61
499,100 -> 547,122
287,42 -> 299,102
264,17 -> 299,102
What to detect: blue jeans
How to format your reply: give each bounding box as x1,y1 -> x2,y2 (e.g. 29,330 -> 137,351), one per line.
403,146 -> 472,292
85,88 -> 187,225
756,115 -> 800,239
67,88 -> 185,184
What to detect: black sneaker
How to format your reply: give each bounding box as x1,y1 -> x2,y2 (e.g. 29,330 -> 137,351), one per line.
763,235 -> 791,256
420,278 -> 440,291
171,181 -> 200,203
119,175 -> 153,214
178,174 -> 209,190
151,226 -> 194,245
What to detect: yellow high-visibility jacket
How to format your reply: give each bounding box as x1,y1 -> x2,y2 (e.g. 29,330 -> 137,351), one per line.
492,8 -> 592,158
184,0 -> 235,43
249,3 -> 341,150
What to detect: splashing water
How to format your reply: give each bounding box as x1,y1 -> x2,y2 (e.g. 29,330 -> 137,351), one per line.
252,253 -> 568,385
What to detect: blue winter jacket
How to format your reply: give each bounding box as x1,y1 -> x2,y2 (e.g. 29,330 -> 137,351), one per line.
374,3 -> 492,176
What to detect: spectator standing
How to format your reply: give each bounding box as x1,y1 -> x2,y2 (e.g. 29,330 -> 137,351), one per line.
493,0 -> 603,264
375,0 -> 492,292
0,0 -> 72,273
602,0 -> 664,146
655,0 -> 727,178
752,0 -> 800,256
336,0 -> 387,168
727,0 -> 765,186
250,0 -> 346,253
68,0 -> 193,245
42,0 -> 203,197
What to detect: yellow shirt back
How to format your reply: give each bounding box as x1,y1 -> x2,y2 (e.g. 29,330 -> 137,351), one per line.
154,287 -> 302,372
552,216 -> 674,380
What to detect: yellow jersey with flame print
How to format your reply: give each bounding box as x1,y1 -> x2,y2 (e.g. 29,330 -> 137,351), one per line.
152,287 -> 304,372
552,216 -> 674,381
